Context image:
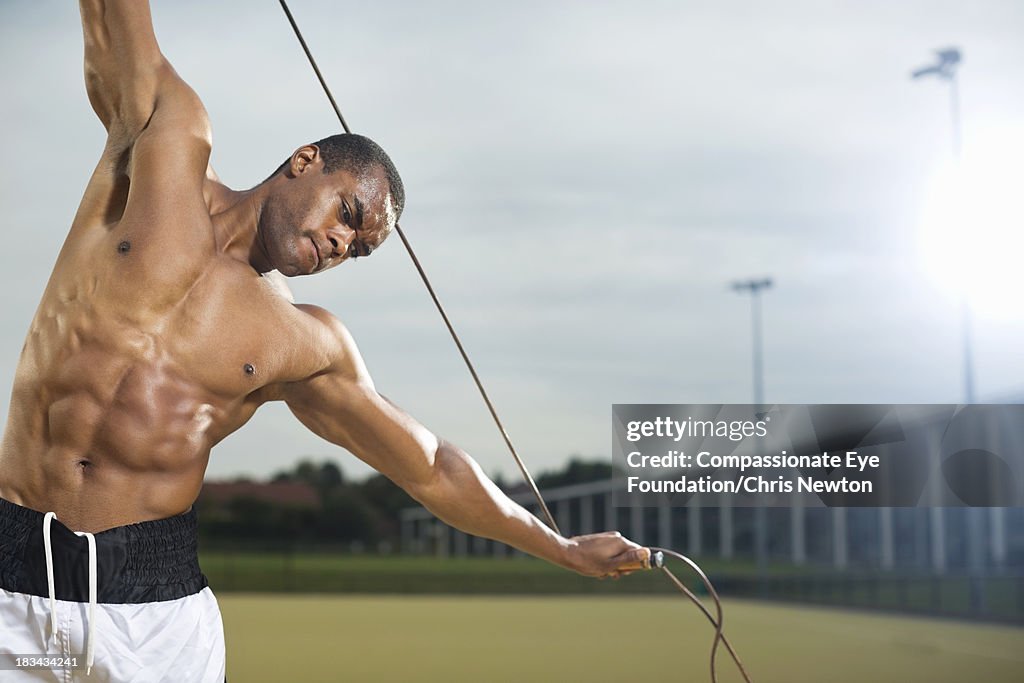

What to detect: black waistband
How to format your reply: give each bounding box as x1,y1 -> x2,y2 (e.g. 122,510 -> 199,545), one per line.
0,497 -> 208,604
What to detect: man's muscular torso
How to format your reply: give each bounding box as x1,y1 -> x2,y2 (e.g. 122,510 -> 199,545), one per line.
0,131 -> 339,533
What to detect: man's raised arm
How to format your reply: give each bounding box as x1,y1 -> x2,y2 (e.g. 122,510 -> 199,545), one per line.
79,1 -> 208,153
283,306 -> 646,577
75,0 -> 211,248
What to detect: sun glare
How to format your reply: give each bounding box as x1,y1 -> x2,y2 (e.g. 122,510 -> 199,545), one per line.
917,124 -> 1024,320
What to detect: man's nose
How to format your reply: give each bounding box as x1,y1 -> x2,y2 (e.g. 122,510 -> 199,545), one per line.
325,225 -> 356,257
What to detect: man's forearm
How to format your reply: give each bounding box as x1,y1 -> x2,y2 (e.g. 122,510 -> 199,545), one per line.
407,440 -> 576,571
80,0 -> 161,65
80,0 -> 164,132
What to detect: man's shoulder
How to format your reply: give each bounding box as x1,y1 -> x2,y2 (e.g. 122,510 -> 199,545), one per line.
292,302 -> 343,332
277,302 -> 370,400
290,302 -> 360,365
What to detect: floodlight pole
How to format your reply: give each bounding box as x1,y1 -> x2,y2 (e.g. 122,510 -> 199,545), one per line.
912,48 -> 992,614
732,278 -> 773,407
912,49 -> 973,404
949,70 -> 976,406
731,277 -> 773,584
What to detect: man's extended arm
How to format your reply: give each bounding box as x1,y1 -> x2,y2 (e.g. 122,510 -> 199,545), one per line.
284,306 -> 644,576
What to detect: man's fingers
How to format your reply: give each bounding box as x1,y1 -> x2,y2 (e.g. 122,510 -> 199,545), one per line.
570,531 -> 648,578
609,546 -> 647,570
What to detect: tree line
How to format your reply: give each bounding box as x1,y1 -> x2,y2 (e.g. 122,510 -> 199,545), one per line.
197,457 -> 612,551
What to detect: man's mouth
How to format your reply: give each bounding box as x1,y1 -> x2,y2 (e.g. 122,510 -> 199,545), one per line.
309,238 -> 321,271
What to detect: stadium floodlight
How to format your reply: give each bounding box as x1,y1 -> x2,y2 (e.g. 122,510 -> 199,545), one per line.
913,43 -> 1014,582
917,127 -> 1024,322
911,48 -> 962,81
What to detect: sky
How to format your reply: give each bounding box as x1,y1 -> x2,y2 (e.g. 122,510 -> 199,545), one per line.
1,1 -> 1022,483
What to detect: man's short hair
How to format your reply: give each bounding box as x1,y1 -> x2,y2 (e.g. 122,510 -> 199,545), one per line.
271,133 -> 405,220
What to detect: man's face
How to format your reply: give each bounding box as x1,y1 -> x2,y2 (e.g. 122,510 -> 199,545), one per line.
259,148 -> 395,277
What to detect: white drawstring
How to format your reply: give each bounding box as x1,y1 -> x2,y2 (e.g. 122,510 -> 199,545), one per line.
42,512 -> 58,643
73,531 -> 97,676
41,513 -> 99,676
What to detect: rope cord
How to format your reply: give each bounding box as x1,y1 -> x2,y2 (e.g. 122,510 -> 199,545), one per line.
276,2 -> 751,680
652,548 -> 753,683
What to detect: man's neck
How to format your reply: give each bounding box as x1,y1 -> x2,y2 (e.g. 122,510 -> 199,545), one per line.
206,179 -> 272,273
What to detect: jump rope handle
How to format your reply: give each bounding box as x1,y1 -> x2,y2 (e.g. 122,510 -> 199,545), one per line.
616,547 -> 665,572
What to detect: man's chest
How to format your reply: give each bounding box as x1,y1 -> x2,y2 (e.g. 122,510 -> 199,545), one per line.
38,250 -> 323,406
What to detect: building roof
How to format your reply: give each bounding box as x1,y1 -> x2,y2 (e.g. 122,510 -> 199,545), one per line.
200,480 -> 320,508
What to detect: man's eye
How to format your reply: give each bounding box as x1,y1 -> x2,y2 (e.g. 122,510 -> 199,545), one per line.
342,203 -> 351,223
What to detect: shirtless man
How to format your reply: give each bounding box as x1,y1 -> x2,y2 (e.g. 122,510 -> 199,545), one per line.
0,3 -> 644,681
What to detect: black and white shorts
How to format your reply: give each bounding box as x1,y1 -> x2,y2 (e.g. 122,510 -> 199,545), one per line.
0,497 -> 225,682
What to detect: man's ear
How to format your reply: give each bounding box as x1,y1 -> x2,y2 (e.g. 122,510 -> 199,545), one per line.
288,144 -> 322,177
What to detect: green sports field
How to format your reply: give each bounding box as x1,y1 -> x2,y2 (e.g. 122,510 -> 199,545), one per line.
219,594 -> 1024,682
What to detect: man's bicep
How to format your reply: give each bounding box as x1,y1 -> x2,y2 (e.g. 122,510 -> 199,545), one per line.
286,306 -> 441,489
124,85 -> 211,198
78,4 -> 213,229
115,74 -> 212,239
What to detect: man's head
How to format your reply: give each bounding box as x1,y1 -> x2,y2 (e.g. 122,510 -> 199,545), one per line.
256,133 -> 405,277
